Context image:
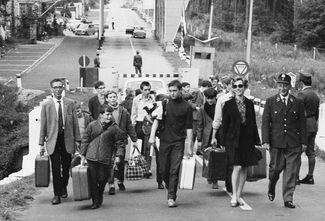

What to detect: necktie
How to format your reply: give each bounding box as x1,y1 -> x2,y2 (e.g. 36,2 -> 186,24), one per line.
58,100 -> 64,134
282,98 -> 286,106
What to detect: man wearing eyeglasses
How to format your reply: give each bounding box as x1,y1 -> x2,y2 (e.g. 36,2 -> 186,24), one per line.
39,78 -> 81,205
262,73 -> 307,209
88,81 -> 108,120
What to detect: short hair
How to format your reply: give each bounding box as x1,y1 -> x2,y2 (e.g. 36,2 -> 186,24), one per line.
50,78 -> 63,87
156,94 -> 168,101
168,79 -> 182,90
221,75 -> 234,86
201,80 -> 212,88
107,90 -> 117,96
204,88 -> 218,98
181,82 -> 190,88
94,81 -> 105,89
136,51 -> 140,54
135,89 -> 141,96
140,81 -> 151,90
125,88 -> 134,97
99,104 -> 114,114
233,76 -> 248,88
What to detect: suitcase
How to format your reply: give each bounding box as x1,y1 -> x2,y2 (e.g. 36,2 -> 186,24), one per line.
202,148 -> 228,181
179,157 -> 196,190
35,154 -> 50,187
247,147 -> 267,182
72,165 -> 91,201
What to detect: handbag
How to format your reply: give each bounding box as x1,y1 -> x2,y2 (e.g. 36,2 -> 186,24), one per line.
132,146 -> 148,174
126,145 -> 146,181
156,99 -> 168,138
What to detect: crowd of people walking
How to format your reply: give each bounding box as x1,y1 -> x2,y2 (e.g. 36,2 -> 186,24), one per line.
38,70 -> 320,209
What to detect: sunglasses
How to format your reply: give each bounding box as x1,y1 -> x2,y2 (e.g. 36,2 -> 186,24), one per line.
232,84 -> 244,89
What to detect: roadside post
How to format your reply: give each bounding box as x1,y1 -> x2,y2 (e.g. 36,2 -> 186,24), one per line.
16,73 -> 22,88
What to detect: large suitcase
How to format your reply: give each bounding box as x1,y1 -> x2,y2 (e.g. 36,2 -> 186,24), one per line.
202,148 -> 228,181
179,157 -> 196,190
247,147 -> 267,182
72,165 -> 91,201
35,154 -> 50,187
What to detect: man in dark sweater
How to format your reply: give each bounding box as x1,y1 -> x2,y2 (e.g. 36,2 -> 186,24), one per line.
149,80 -> 193,208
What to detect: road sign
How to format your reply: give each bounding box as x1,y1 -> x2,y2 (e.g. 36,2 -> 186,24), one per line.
287,72 -> 297,88
232,60 -> 249,76
78,55 -> 90,67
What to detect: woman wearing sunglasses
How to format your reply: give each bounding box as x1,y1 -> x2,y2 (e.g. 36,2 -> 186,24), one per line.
220,77 -> 261,207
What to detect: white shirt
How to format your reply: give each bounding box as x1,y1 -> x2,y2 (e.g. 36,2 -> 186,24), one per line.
52,97 -> 65,127
131,94 -> 155,124
212,92 -> 233,130
280,94 -> 289,105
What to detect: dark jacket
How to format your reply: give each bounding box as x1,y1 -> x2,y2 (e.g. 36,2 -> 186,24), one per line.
115,105 -> 137,143
297,87 -> 320,133
80,120 -> 125,165
88,95 -> 108,120
189,90 -> 205,120
120,95 -> 134,114
262,94 -> 307,148
133,54 -> 142,67
197,107 -> 213,149
220,97 -> 261,149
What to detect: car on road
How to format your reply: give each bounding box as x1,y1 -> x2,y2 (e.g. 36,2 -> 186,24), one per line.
125,26 -> 135,35
66,19 -> 82,32
132,27 -> 146,38
75,23 -> 98,35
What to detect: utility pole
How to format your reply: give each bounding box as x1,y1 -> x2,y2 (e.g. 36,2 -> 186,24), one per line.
208,0 -> 214,39
98,0 -> 104,49
246,0 -> 253,65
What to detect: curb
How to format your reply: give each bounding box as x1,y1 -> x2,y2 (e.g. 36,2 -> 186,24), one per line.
4,37 -> 65,86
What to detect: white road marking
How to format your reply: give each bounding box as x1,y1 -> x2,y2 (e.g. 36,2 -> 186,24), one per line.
128,36 -> 135,55
195,154 -> 253,210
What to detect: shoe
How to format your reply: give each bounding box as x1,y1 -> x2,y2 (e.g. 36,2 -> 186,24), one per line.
296,179 -> 300,185
299,175 -> 314,184
225,181 -> 232,193
212,182 -> 219,189
108,187 -> 115,195
167,199 -> 177,208
158,182 -> 164,189
51,196 -> 61,205
237,199 -> 245,206
143,173 -> 151,179
60,188 -> 68,198
284,201 -> 296,209
230,199 -> 239,207
267,191 -> 275,202
99,196 -> 103,206
118,183 -> 126,191
90,203 -> 100,209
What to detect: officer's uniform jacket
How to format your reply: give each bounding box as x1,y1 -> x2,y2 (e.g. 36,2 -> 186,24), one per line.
262,94 -> 307,149
297,87 -> 320,133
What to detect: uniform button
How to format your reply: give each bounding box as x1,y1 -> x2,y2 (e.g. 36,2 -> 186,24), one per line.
284,124 -> 287,127
284,130 -> 287,132
284,119 -> 287,121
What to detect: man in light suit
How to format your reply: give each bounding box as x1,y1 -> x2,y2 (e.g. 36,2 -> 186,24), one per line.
296,72 -> 320,184
262,73 -> 307,209
39,78 -> 81,205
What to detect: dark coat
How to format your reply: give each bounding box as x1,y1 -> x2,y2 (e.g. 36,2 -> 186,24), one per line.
133,54 -> 142,67
297,87 -> 320,133
262,94 -> 307,149
197,107 -> 213,149
88,95 -> 108,120
80,120 -> 125,165
190,90 -> 205,120
220,97 -> 261,150
115,105 -> 137,143
120,95 -> 134,114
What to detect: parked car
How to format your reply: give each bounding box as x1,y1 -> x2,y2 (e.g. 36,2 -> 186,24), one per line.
125,26 -> 135,35
132,27 -> 146,38
66,19 -> 82,32
75,23 -> 98,35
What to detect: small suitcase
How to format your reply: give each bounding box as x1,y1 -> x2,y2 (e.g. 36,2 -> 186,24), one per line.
35,154 -> 50,187
179,157 -> 196,190
72,165 -> 91,201
247,147 -> 267,182
202,148 -> 228,181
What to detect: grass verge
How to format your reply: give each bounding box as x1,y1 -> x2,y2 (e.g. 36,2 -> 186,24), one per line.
0,175 -> 37,221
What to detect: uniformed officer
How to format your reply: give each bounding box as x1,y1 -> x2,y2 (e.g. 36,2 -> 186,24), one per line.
296,72 -> 320,185
262,73 -> 307,209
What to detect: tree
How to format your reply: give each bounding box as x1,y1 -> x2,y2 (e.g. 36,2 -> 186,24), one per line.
295,0 -> 325,49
